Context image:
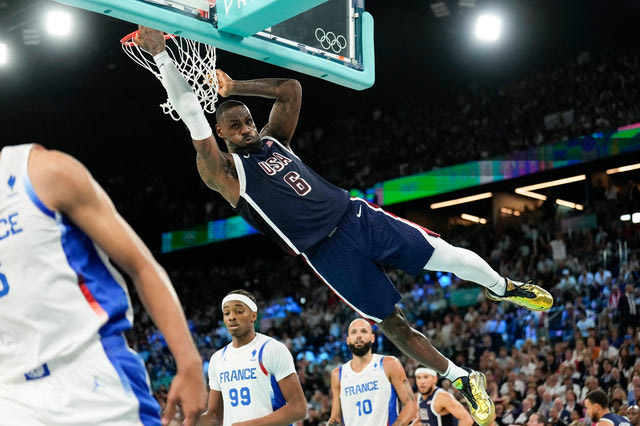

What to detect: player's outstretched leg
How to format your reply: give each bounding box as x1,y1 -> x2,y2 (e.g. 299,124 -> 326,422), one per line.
420,234 -> 554,311
451,367 -> 495,426
484,277 -> 553,311
378,307 -> 496,426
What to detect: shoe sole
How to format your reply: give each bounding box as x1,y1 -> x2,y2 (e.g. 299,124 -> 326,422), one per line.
484,288 -> 553,311
468,371 -> 494,426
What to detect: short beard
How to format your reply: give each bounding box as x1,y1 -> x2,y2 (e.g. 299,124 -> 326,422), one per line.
233,138 -> 263,156
348,341 -> 372,358
420,385 -> 435,397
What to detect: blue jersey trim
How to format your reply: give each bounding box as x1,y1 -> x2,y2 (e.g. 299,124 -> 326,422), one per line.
59,216 -> 131,336
388,384 -> 399,425
22,169 -> 55,219
101,334 -> 161,426
270,374 -> 287,412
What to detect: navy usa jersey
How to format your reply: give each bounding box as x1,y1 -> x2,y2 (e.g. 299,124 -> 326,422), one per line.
232,137 -> 350,254
419,389 -> 458,426
600,413 -> 631,426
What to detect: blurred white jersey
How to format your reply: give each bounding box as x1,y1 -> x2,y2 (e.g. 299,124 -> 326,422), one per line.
0,144 -> 133,383
339,354 -> 399,426
208,333 -> 296,426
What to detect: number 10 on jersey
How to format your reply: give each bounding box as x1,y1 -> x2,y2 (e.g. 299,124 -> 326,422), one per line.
0,265 -> 9,298
356,398 -> 373,416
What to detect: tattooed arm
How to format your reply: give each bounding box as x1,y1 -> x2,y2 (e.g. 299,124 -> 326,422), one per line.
215,69 -> 302,150
385,357 -> 418,426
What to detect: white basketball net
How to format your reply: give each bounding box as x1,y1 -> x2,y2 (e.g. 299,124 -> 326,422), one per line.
122,33 -> 218,121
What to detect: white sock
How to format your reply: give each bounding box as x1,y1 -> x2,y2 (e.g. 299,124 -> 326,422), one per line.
443,360 -> 469,381
423,234 -> 503,290
486,277 -> 507,296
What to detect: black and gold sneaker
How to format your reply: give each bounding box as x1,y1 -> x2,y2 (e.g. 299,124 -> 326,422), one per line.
485,278 -> 553,312
452,367 -> 495,426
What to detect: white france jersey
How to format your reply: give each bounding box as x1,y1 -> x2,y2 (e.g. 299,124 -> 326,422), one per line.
0,144 -> 133,383
208,333 -> 296,426
339,354 -> 399,426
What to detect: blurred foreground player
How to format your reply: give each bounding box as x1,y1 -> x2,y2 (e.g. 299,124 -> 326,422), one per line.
0,144 -> 206,425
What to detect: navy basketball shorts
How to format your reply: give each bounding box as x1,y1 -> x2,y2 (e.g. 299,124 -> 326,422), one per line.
302,197 -> 439,323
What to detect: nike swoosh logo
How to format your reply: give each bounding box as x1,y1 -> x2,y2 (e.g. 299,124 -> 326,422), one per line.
356,205 -> 362,217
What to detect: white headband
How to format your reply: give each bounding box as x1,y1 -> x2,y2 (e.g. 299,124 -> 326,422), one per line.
222,294 -> 258,312
415,367 -> 438,377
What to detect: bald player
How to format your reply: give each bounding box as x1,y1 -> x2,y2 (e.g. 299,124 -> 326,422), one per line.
414,367 -> 474,426
328,319 -> 417,426
626,405 -> 640,426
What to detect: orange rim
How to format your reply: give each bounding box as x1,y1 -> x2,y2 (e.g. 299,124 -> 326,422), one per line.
120,30 -> 174,47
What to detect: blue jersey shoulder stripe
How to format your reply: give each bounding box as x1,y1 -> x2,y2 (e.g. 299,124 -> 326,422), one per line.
22,166 -> 55,219
258,338 -> 272,376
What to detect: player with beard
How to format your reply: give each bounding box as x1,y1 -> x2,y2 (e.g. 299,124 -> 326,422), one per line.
584,389 -> 631,426
414,367 -> 473,426
200,290 -> 306,426
328,319 -> 417,426
137,25 -> 555,426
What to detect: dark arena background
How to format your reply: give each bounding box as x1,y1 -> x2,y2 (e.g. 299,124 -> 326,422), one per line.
2,0 -> 640,424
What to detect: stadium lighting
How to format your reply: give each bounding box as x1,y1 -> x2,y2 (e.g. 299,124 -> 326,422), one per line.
500,207 -> 522,216
474,14 -> 502,42
514,189 -> 547,201
515,175 -> 586,200
461,213 -> 487,224
633,213 -> 640,224
0,43 -> 7,66
45,11 -> 72,37
606,163 -> 640,174
621,214 -> 631,221
430,192 -> 493,209
555,199 -> 584,211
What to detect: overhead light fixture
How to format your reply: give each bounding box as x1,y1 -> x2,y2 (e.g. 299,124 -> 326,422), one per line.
23,28 -> 40,46
430,192 -> 492,209
515,175 -> 586,200
633,213 -> 640,224
621,214 -> 631,221
606,163 -> 640,175
429,0 -> 451,18
515,189 -> 547,200
555,199 -> 584,211
500,207 -> 522,216
475,14 -> 502,42
461,213 -> 487,224
45,10 -> 72,37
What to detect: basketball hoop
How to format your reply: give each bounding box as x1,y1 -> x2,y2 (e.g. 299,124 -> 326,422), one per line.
121,30 -> 218,120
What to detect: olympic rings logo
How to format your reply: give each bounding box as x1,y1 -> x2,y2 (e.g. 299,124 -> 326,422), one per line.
315,28 -> 347,53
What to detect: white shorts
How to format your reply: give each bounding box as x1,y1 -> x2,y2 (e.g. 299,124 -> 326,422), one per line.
0,334 -> 161,426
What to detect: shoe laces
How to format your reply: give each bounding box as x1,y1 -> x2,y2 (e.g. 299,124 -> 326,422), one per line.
505,281 -> 536,299
454,376 -> 479,410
